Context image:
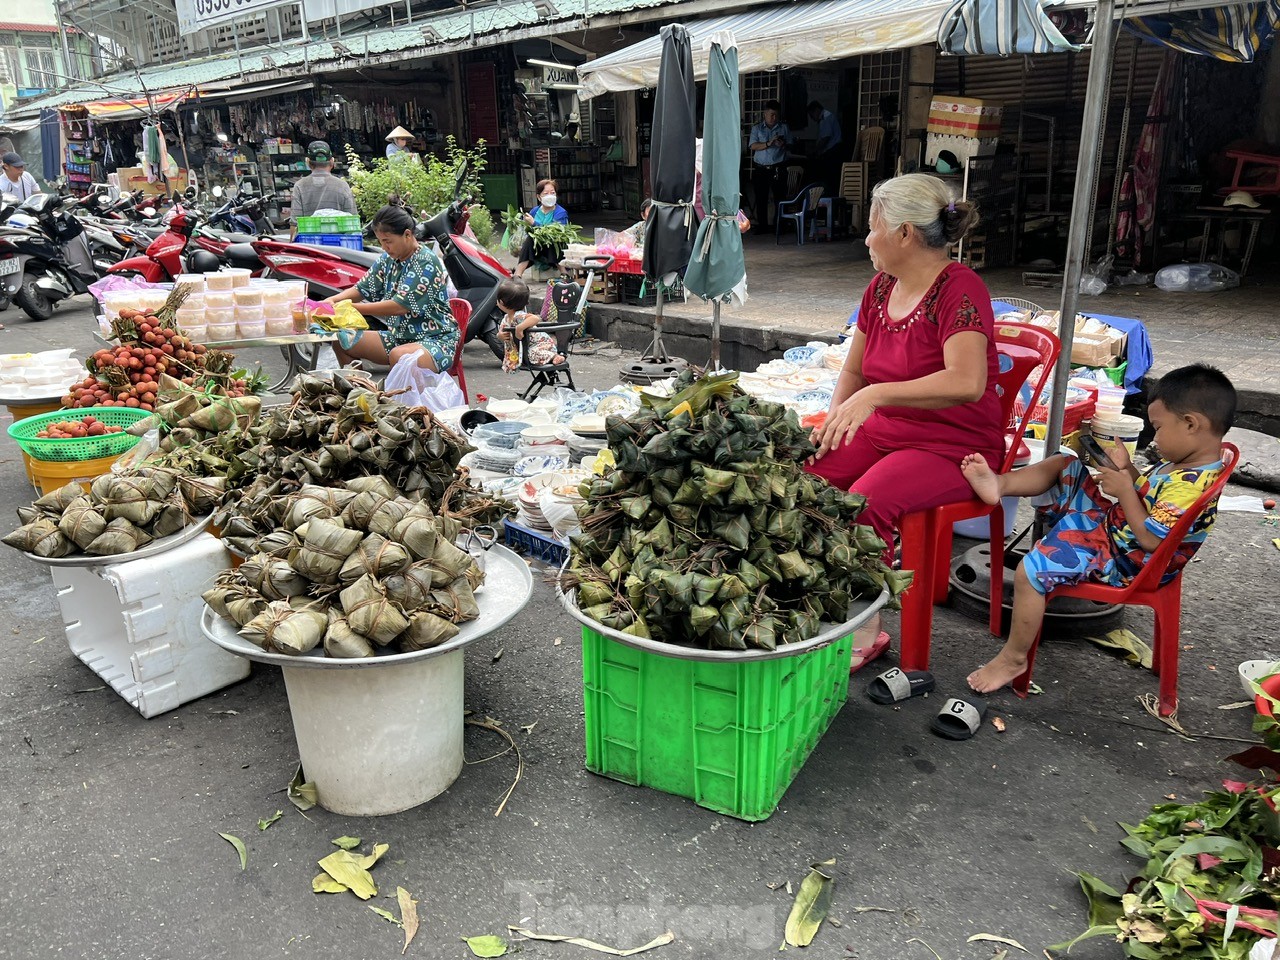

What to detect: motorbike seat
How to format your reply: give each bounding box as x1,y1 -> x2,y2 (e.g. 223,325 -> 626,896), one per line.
225,243 -> 264,269
295,244 -> 381,269
206,229 -> 258,244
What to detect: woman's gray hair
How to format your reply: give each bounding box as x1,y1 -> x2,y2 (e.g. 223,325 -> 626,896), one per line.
870,173 -> 980,248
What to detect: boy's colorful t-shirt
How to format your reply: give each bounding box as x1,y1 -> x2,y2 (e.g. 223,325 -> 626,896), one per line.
1108,459 -> 1224,582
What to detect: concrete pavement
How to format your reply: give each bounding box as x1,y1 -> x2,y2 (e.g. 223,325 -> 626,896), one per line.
1,299 -> 1279,959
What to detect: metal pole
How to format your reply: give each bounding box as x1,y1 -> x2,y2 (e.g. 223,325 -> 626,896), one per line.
709,300 -> 722,372
1043,0 -> 1118,455
53,2 -> 75,88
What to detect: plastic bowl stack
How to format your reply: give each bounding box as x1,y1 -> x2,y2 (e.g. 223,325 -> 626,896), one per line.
0,350 -> 84,401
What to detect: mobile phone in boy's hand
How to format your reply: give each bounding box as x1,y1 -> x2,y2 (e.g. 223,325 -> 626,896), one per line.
1080,435 -> 1116,469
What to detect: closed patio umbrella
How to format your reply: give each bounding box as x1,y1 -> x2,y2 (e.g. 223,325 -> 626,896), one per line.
637,24 -> 698,368
684,33 -> 747,373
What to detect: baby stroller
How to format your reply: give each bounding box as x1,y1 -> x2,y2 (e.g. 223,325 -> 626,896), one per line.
517,254 -> 613,401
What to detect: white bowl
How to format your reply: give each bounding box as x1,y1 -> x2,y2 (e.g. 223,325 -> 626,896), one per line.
487,398 -> 530,419
521,424 -> 566,444
1239,660 -> 1280,695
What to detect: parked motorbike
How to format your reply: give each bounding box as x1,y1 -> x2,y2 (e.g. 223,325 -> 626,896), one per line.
417,160 -> 511,359
0,192 -> 97,321
106,202 -> 204,283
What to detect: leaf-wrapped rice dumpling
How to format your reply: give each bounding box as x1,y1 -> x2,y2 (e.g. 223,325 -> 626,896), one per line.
240,601 -> 327,655
340,575 -> 409,644
399,611 -> 459,652
57,498 -> 107,551
291,519 -> 364,585
324,611 -> 375,659
239,553 -> 310,600
3,517 -> 74,557
338,533 -> 411,585
84,518 -> 152,556
35,483 -> 86,516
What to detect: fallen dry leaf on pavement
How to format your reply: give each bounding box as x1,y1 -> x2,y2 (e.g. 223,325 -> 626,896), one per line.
398,887 -> 419,954
967,933 -> 1029,953
257,810 -> 283,831
369,906 -> 402,927
462,935 -> 508,957
784,859 -> 835,947
218,832 -> 247,871
508,927 -> 674,955
992,717 -> 1007,733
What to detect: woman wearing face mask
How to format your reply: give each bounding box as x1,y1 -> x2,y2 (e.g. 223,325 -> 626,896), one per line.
514,179 -> 570,278
322,205 -> 457,373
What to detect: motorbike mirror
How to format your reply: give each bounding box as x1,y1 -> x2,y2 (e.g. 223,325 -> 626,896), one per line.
453,159 -> 468,199
212,185 -> 224,198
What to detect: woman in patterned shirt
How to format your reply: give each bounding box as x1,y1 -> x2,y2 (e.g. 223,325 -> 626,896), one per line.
323,205 -> 458,373
803,174 -> 1003,669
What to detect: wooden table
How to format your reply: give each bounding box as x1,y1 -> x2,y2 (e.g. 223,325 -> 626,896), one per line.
1194,205 -> 1268,279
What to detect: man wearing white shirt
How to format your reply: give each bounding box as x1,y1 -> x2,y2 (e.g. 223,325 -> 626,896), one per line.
1,153 -> 40,202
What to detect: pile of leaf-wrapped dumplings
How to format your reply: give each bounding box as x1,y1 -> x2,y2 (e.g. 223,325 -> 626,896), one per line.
2,466 -> 214,558
567,371 -> 912,651
205,481 -> 483,659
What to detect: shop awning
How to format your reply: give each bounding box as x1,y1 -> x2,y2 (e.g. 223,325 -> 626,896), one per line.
576,0 -> 954,99
1127,0 -> 1279,61
937,0 -> 1081,54
82,89 -> 196,120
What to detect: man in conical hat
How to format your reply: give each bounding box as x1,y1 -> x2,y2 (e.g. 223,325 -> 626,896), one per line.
385,126 -> 414,159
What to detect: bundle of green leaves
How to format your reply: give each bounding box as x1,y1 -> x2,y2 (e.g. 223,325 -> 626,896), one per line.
344,137 -> 494,247
567,370 -> 911,650
499,205 -> 582,255
1053,713 -> 1280,958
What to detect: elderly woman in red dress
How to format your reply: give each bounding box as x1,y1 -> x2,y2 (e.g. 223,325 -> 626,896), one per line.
805,174 -> 1005,666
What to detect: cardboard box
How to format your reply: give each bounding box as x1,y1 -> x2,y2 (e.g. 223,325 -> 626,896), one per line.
925,132 -> 999,167
117,166 -> 189,197
927,97 -> 1003,138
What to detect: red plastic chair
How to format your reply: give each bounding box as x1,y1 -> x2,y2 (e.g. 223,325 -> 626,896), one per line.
1013,442 -> 1239,717
448,298 -> 470,403
898,322 -> 1061,672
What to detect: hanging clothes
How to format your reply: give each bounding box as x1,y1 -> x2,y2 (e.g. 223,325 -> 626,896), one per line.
1115,52 -> 1176,266
143,123 -> 161,182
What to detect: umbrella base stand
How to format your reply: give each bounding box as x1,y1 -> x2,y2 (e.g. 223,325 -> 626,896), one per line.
620,330 -> 689,385
620,353 -> 690,385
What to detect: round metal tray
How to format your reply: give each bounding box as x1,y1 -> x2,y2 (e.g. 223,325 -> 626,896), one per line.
558,578 -> 889,663
25,514 -> 214,567
200,543 -> 533,670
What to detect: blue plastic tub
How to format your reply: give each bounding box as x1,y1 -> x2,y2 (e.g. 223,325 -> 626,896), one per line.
295,233 -> 363,251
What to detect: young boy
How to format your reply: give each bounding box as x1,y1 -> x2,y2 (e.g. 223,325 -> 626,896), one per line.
495,277 -> 565,374
960,363 -> 1237,694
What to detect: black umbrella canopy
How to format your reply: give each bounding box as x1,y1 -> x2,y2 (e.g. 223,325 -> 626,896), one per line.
642,24 -> 698,284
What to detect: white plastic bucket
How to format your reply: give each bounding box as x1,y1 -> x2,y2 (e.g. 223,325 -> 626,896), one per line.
280,651 -> 465,817
1090,412 -> 1143,461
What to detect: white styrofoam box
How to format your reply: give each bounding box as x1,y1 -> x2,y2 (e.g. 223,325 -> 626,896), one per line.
50,533 -> 249,718
926,132 -> 1000,168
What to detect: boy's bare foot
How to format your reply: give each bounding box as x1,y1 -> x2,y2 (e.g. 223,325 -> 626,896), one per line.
552,354 -> 565,364
960,453 -> 1001,506
967,650 -> 1028,694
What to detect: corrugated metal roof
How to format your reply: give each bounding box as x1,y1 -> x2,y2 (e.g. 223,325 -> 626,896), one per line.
578,0 -> 953,97
9,0 -> 691,118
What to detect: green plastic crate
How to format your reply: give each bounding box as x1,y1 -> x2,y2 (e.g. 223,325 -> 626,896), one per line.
295,214 -> 361,234
581,626 -> 853,821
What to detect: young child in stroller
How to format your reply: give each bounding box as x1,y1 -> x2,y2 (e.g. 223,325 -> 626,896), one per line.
497,277 -> 565,373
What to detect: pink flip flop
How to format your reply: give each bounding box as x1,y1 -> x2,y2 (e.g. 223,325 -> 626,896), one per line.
849,631 -> 891,674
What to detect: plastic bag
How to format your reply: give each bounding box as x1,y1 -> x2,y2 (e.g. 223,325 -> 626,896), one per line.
1079,254 -> 1113,296
1154,262 -> 1241,293
384,354 -> 465,412
501,221 -> 528,257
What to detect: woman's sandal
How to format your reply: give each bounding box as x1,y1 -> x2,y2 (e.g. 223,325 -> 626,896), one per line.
849,631 -> 891,675
929,696 -> 988,741
865,667 -> 936,705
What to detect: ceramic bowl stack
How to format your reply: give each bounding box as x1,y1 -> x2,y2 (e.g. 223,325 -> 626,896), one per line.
515,472 -> 562,532
518,423 -> 569,460
465,421 -> 528,474
487,398 -> 531,421
514,452 -> 571,478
